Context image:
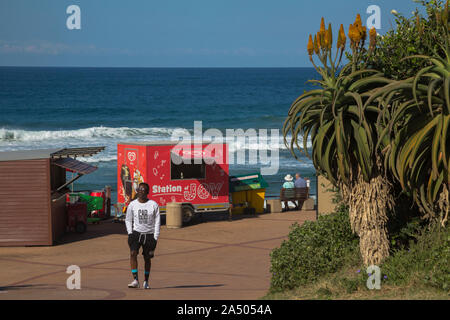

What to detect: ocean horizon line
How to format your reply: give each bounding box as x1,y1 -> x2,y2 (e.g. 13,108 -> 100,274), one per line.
0,65 -> 315,69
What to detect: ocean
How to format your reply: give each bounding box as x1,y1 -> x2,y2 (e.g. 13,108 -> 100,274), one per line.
0,67 -> 319,204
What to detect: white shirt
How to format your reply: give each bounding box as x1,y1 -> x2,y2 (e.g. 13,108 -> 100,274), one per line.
125,199 -> 160,240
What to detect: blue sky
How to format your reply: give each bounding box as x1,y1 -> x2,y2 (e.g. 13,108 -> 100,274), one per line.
0,0 -> 425,67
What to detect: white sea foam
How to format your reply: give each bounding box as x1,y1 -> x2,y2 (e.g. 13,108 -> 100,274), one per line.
227,135 -> 311,152
0,126 -> 313,166
0,126 -> 175,142
76,155 -> 118,163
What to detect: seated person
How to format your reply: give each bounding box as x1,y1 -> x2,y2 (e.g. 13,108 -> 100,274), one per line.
282,174 -> 295,211
294,173 -> 307,209
294,173 -> 307,188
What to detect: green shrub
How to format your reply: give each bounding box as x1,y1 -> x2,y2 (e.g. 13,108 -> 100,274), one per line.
389,216 -> 425,251
382,222 -> 450,291
269,204 -> 359,292
355,0 -> 448,80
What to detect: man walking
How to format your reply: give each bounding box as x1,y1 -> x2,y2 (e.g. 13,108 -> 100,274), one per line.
126,182 -> 160,289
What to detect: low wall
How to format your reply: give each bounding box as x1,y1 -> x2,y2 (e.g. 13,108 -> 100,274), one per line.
317,175 -> 338,215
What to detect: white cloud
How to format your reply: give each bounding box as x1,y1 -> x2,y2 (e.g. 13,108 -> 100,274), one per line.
0,40 -> 303,59
0,40 -> 131,55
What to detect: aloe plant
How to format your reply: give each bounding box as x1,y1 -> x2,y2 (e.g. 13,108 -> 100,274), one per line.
283,16 -> 395,265
374,2 -> 449,227
376,54 -> 449,226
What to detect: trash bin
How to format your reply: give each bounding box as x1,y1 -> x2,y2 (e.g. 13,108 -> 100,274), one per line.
229,173 -> 268,214
230,190 -> 247,214
166,202 -> 182,228
247,188 -> 266,214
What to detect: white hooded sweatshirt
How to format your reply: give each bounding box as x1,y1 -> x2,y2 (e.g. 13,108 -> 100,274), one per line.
125,199 -> 160,240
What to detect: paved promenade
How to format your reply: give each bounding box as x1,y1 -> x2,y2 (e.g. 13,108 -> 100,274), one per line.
0,210 -> 316,300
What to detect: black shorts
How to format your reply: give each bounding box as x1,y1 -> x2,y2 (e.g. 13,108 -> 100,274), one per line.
128,231 -> 157,258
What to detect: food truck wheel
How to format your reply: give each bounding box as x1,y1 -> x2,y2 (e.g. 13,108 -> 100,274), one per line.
76,222 -> 87,234
182,206 -> 195,224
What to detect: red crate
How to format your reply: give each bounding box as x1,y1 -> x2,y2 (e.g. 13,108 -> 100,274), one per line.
66,202 -> 87,233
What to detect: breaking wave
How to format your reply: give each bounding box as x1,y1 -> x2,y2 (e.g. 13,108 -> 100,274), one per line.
0,126 -> 176,142
0,126 -> 312,164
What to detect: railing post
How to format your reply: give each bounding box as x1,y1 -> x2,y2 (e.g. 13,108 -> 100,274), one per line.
315,174 -> 319,220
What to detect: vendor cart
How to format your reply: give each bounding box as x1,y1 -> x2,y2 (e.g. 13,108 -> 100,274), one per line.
117,141 -> 230,223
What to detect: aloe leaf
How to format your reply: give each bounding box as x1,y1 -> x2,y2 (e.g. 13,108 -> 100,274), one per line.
408,117 -> 439,173
445,76 -> 450,113
431,115 -> 443,180
431,171 -> 445,203
441,115 -> 450,171
427,78 -> 442,116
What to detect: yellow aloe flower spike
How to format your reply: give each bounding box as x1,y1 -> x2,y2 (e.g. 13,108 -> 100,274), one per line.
327,23 -> 333,49
314,34 -> 319,54
320,17 -> 326,33
348,24 -> 359,44
369,27 -> 376,40
339,24 -> 346,49
319,30 -> 326,49
307,34 -> 314,56
317,31 -> 322,49
360,26 -> 367,41
355,13 -> 362,28
369,27 -> 377,50
319,17 -> 326,49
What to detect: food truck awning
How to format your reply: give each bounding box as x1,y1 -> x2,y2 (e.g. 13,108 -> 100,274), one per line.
52,157 -> 98,174
51,146 -> 105,159
52,157 -> 98,192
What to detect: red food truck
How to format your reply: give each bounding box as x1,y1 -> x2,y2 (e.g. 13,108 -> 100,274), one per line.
117,141 -> 230,222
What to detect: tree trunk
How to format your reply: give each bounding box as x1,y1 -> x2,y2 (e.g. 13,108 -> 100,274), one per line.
438,184 -> 449,227
342,173 -> 393,266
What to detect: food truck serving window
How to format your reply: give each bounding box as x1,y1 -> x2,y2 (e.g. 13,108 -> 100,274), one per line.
171,160 -> 206,180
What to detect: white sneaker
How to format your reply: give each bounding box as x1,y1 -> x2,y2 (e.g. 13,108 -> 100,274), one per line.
143,281 -> 150,289
128,279 -> 139,288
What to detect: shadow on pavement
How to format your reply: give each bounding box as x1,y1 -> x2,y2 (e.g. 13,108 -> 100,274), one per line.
152,284 -> 225,290
0,284 -> 57,291
55,211 -> 271,246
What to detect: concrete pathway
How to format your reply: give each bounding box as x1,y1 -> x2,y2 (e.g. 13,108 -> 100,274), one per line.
0,210 -> 316,300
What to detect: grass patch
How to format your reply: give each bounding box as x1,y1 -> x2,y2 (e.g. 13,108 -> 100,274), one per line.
382,221 -> 450,292
265,204 -> 450,300
262,264 -> 449,300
